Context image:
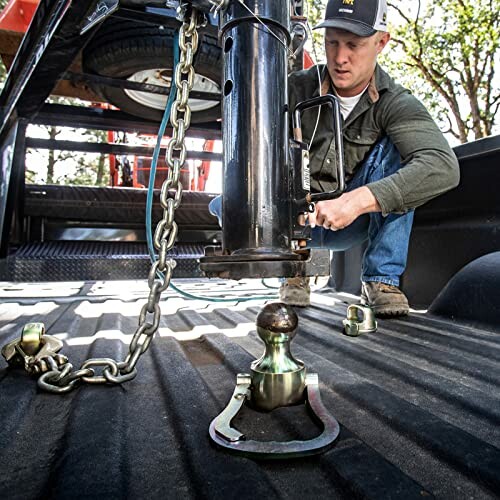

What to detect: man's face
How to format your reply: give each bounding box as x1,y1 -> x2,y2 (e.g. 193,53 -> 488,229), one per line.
324,28 -> 390,97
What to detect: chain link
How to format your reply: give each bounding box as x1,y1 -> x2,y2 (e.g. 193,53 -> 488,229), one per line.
30,7 -> 203,394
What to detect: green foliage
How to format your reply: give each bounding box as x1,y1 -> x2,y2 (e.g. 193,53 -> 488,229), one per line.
25,168 -> 36,184
58,155 -> 110,186
305,0 -> 498,143
304,0 -> 327,59
27,97 -> 111,187
381,0 -> 499,142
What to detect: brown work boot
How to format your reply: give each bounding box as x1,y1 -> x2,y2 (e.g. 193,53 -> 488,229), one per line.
360,281 -> 409,317
279,277 -> 311,307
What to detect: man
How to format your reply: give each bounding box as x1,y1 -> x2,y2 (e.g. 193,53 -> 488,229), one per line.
209,0 -> 459,316
280,0 -> 460,316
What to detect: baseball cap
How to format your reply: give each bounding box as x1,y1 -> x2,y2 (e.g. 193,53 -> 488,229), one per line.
314,0 -> 388,37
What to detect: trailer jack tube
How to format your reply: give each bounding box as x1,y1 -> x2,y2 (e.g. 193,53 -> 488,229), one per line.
199,0 -> 331,279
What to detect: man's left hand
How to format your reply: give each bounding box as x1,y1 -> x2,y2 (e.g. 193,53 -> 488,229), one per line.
307,186 -> 381,231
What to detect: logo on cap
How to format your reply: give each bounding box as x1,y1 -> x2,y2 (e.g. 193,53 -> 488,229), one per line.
314,0 -> 388,37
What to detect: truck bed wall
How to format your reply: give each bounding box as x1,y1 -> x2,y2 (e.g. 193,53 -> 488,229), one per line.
331,135 -> 500,308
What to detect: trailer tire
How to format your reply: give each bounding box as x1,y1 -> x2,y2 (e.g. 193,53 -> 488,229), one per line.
82,20 -> 221,123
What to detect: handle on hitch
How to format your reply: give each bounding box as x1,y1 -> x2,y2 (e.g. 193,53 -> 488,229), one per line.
293,95 -> 346,204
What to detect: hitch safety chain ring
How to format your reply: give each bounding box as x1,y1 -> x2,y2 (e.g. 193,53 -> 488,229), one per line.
1,8 -> 203,393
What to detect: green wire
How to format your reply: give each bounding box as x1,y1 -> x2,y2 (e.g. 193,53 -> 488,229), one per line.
146,31 -> 277,303
168,281 -> 277,302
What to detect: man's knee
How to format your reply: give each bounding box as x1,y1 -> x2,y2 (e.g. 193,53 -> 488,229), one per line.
208,195 -> 222,227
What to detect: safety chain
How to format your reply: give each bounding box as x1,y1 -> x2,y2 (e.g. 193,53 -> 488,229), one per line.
2,8 -> 203,394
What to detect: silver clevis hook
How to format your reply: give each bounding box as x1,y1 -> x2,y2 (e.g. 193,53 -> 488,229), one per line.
209,303 -> 340,458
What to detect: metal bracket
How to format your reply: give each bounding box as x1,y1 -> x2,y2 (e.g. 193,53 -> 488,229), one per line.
209,373 -> 340,458
200,248 -> 331,279
343,304 -> 377,337
81,0 -> 120,35
1,322 -> 67,374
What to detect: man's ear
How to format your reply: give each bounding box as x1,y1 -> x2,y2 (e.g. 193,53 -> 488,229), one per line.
377,32 -> 391,54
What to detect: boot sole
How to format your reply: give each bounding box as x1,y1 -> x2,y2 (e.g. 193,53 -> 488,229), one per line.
279,288 -> 311,307
279,299 -> 311,307
360,299 -> 409,318
374,307 -> 409,318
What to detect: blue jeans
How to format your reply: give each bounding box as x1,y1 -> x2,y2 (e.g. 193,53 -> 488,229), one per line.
209,137 -> 414,287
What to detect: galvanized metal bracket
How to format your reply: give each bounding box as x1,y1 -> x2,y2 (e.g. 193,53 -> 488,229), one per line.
343,304 -> 377,337
1,322 -> 67,374
209,372 -> 340,458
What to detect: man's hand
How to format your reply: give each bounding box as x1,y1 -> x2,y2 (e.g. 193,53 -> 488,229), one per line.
308,186 -> 381,230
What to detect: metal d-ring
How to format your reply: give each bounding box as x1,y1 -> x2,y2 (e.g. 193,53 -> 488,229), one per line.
209,373 -> 340,458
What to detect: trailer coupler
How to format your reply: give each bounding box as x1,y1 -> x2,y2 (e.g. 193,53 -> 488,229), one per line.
209,302 -> 340,458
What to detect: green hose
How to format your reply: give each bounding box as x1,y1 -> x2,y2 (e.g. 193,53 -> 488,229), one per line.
146,32 -> 277,303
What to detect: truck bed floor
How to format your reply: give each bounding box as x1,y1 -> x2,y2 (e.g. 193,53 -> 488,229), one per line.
0,279 -> 499,499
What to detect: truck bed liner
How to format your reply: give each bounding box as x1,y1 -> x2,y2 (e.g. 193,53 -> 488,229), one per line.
0,279 -> 499,499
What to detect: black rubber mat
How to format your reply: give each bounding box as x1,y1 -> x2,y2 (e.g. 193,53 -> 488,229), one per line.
0,280 -> 499,499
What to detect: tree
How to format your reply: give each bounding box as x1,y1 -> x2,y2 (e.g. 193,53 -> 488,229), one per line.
72,128 -> 110,186
382,0 -> 499,143
61,153 -> 109,186
26,96 -> 111,187
304,0 -> 326,59
305,0 -> 499,143
44,125 -> 76,183
38,127 -> 110,186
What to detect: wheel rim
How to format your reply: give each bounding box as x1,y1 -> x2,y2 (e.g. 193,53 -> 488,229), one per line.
124,69 -> 220,112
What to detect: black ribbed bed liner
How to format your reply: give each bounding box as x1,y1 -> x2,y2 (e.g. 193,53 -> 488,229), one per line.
0,280 -> 499,500
1,241 -> 205,281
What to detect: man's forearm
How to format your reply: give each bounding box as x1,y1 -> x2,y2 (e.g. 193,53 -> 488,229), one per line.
352,186 -> 381,216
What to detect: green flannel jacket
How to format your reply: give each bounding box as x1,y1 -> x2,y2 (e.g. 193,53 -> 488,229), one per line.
288,64 -> 460,215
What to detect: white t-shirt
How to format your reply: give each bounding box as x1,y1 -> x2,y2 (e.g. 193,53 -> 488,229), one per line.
334,85 -> 368,120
